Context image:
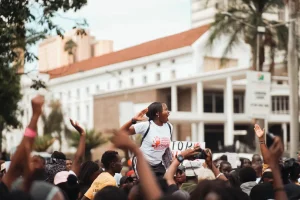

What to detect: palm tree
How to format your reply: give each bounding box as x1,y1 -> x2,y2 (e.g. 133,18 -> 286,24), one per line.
42,100 -> 70,151
64,39 -> 77,64
206,0 -> 289,151
33,135 -> 56,152
206,0 -> 288,73
70,129 -> 107,161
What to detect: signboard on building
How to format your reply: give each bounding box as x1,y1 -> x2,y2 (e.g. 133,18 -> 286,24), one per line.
170,141 -> 205,157
245,71 -> 271,119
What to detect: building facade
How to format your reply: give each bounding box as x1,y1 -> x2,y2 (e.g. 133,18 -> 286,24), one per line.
3,1 -> 299,154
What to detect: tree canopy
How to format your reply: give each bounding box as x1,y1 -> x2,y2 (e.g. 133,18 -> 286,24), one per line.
0,0 -> 87,151
206,0 -> 288,72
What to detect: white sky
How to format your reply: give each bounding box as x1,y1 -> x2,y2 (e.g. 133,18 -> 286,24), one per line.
25,0 -> 191,71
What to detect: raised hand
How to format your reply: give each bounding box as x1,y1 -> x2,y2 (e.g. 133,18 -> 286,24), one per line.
31,95 -> 45,116
111,130 -> 137,152
181,146 -> 201,160
268,137 -> 284,168
70,119 -> 85,136
133,108 -> 148,121
254,124 -> 265,139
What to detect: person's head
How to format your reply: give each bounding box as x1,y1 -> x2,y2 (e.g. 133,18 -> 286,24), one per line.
190,180 -> 249,200
252,162 -> 263,178
79,161 -> 101,186
31,155 -> 45,170
252,154 -> 262,164
227,170 -> 241,188
220,155 -> 228,162
120,176 -> 134,195
261,170 -> 273,183
51,151 -> 66,160
146,102 -> 170,123
54,171 -> 80,200
94,186 -> 127,200
241,158 -> 252,168
126,170 -> 137,184
175,165 -> 186,185
101,151 -> 122,174
66,159 -> 72,171
219,161 -> 232,177
239,167 -> 257,183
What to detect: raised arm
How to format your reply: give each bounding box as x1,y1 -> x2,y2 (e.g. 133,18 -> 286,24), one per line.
112,130 -> 162,200
164,148 -> 199,186
268,137 -> 288,200
205,149 -> 228,181
70,119 -> 86,176
119,108 -> 148,135
254,124 -> 270,164
3,95 -> 44,190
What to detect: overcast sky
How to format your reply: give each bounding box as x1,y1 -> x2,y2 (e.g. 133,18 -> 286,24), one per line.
26,0 -> 191,71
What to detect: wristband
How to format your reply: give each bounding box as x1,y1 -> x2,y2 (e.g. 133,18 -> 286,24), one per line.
24,127 -> 37,138
216,173 -> 224,179
274,187 -> 285,192
259,140 -> 265,144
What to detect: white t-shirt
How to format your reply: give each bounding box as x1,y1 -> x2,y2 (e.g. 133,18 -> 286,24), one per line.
133,120 -> 172,166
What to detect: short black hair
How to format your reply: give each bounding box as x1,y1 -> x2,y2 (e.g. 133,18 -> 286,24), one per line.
33,155 -> 46,165
220,155 -> 228,162
146,102 -> 163,121
94,186 -> 127,200
51,151 -> 66,160
101,151 -> 119,169
220,161 -> 231,169
239,167 -> 257,183
79,161 -> 100,186
57,174 -> 80,200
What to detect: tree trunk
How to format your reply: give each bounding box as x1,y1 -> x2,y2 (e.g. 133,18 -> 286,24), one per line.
288,0 -> 299,158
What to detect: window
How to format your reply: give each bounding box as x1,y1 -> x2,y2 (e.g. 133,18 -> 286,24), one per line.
86,105 -> 89,121
130,78 -> 134,86
107,82 -> 110,90
130,68 -> 134,72
119,80 -> 123,88
272,96 -> 289,114
68,91 -> 71,99
234,92 -> 245,113
59,92 -> 62,101
96,85 -> 100,92
171,59 -> 175,64
203,91 -> 224,113
77,106 -> 80,120
77,89 -> 80,98
143,76 -> 147,84
86,87 -> 89,95
118,71 -> 122,75
156,73 -> 161,81
143,65 -> 147,70
157,62 -> 160,67
171,70 -> 176,79
68,107 -> 71,116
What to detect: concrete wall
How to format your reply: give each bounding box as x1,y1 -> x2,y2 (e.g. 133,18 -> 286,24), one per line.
93,90 -> 157,132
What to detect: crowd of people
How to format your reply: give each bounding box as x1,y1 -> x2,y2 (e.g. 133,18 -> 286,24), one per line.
0,95 -> 300,200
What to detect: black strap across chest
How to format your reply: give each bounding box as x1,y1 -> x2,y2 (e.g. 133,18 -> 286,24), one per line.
140,121 -> 172,146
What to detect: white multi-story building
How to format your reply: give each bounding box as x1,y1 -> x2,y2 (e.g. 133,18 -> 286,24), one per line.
3,1 -> 299,155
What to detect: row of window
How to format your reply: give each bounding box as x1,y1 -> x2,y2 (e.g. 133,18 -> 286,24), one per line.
118,59 -> 176,75
58,70 -> 177,100
68,104 -> 90,122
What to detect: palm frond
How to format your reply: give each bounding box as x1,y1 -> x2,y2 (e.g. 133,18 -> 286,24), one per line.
220,23 -> 245,66
33,135 -> 55,152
